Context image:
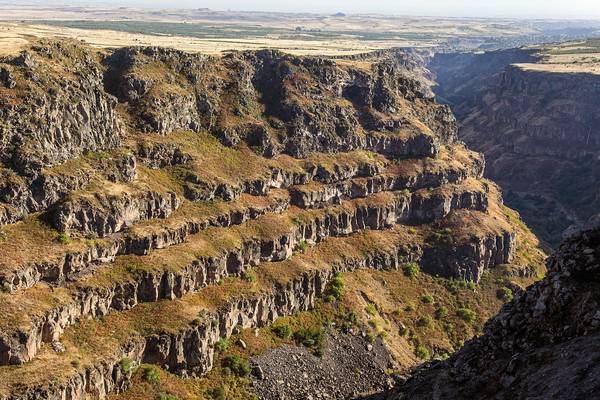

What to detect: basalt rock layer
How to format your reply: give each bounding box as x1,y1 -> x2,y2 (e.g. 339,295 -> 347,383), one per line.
0,39 -> 536,400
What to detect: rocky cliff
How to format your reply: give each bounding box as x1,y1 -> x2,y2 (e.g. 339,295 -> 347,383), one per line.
430,48 -> 600,246
0,39 -> 542,400
389,224 -> 600,399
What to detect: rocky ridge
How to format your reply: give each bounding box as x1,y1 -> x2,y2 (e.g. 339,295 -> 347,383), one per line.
0,39 -> 540,400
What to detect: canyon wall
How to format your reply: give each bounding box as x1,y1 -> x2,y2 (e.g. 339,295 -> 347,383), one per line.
430,49 -> 600,246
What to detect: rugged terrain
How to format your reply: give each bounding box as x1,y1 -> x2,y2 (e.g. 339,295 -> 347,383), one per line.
430,40 -> 600,246
389,222 -> 600,399
0,40 -> 544,399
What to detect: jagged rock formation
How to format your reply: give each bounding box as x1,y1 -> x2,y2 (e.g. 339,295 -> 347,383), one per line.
430,48 -> 600,246
389,225 -> 600,399
0,39 -> 538,400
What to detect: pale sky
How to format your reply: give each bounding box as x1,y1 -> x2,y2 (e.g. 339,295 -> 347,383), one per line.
8,0 -> 600,19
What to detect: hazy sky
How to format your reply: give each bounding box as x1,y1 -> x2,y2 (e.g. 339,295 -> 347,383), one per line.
10,0 -> 600,19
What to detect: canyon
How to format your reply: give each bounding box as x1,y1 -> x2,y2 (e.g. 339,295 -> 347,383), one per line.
430,41 -> 600,247
0,38 -> 550,400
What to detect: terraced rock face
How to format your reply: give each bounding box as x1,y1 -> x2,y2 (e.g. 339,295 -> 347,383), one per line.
430,48 -> 600,246
0,40 -> 542,400
390,225 -> 600,400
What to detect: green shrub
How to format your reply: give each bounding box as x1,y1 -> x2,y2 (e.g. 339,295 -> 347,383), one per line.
421,294 -> 434,304
125,263 -> 140,274
417,315 -> 432,328
214,339 -> 229,352
403,262 -> 420,279
222,355 -> 251,377
71,360 -> 80,368
365,303 -> 377,316
327,274 -> 344,300
294,326 -> 325,355
142,366 -> 160,385
345,311 -> 358,324
415,345 -> 430,359
298,240 -> 309,253
241,270 -> 256,283
57,233 -> 71,245
271,324 -> 292,339
497,287 -> 514,302
206,386 -> 226,400
399,326 -> 410,337
404,302 -> 416,312
119,357 -> 133,374
366,331 -> 377,343
435,306 -> 449,319
456,308 -> 477,324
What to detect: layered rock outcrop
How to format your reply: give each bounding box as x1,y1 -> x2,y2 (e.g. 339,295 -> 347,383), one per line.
0,39 -> 537,400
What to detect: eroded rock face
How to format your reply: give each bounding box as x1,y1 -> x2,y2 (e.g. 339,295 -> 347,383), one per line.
389,227 -> 600,400
0,42 -> 123,177
103,46 -> 456,158
52,190 -> 181,238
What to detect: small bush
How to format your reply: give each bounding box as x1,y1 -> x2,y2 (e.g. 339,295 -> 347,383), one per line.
366,331 -> 377,343
57,233 -> 71,245
457,308 -> 477,324
399,326 -> 410,337
206,386 -> 226,400
327,274 -> 344,300
214,339 -> 230,352
294,326 -> 325,355
415,345 -> 430,359
435,306 -> 449,320
241,270 -> 256,283
421,294 -> 434,304
271,324 -> 292,339
119,357 -> 133,374
345,311 -> 358,324
404,302 -> 416,312
71,360 -> 80,368
298,240 -> 309,253
417,315 -> 432,328
497,287 -> 514,302
365,303 -> 377,316
142,366 -> 160,385
222,355 -> 251,377
125,263 -> 140,274
403,262 -> 420,279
